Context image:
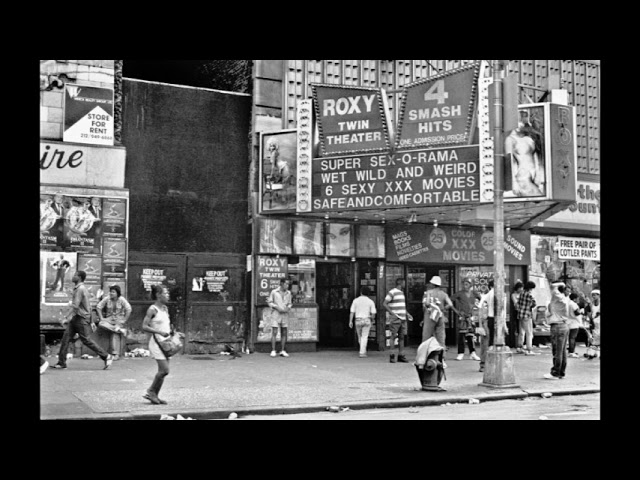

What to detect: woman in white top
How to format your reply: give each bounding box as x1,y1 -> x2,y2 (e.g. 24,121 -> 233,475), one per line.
142,284 -> 172,405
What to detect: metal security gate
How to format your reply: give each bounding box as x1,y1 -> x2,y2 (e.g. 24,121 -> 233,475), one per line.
127,252 -> 247,354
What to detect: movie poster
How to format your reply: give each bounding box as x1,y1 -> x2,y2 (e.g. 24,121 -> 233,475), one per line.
293,221 -> 323,256
77,253 -> 103,304
101,198 -> 126,237
42,251 -> 77,305
260,130 -> 298,212
40,192 -> 68,249
102,239 -> 126,276
65,196 -> 102,253
258,218 -> 292,254
326,223 -> 354,257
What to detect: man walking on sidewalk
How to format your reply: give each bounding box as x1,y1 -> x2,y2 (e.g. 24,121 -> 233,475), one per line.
52,270 -> 113,370
478,279 -> 508,372
349,286 -> 376,358
544,282 -> 571,380
383,278 -> 412,363
267,278 -> 293,358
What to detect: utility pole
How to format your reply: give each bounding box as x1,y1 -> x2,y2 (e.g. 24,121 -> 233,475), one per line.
479,60 -> 518,389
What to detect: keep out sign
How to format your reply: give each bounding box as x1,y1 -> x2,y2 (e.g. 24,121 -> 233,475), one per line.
557,236 -> 600,261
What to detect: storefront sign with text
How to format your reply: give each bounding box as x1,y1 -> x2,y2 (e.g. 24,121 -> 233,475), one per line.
312,145 -> 479,211
385,224 -> 530,265
256,256 -> 288,304
557,236 -> 600,261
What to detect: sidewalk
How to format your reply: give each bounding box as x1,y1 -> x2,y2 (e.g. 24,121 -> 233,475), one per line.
40,344 -> 600,420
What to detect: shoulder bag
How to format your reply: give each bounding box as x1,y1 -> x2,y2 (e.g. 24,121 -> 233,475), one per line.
154,325 -> 184,358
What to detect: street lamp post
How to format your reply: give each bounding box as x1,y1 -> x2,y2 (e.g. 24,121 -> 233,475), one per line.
479,60 -> 519,389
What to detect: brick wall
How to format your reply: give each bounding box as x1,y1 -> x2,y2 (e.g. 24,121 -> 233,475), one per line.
40,60 -> 116,141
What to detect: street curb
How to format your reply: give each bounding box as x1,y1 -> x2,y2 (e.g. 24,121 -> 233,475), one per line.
39,387 -> 600,420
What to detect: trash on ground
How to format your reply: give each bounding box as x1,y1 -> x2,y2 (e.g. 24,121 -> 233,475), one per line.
327,406 -> 340,413
468,398 -> 480,404
80,354 -> 94,359
228,412 -> 238,419
341,407 -> 350,412
160,414 -> 175,420
125,348 -> 150,358
538,415 -> 549,420
541,392 -> 553,398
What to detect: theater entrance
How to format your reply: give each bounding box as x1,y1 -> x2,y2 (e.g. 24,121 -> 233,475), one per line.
316,261 -> 355,348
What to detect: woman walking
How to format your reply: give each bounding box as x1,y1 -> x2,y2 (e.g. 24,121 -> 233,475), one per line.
142,284 -> 172,405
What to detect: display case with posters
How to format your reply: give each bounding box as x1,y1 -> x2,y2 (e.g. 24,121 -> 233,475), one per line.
288,257 -> 316,304
325,223 -> 354,257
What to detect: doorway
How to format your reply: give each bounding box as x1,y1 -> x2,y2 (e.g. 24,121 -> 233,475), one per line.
316,261 -> 355,348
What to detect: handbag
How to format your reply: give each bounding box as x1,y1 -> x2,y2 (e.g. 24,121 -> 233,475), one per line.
154,326 -> 184,358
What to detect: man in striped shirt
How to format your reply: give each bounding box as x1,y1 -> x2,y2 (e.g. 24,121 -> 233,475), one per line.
383,278 -> 413,363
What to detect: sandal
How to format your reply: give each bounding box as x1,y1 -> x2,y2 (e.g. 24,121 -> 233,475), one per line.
142,393 -> 161,405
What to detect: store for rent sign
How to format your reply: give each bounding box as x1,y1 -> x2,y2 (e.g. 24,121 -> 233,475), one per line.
64,84 -> 114,146
312,85 -> 392,156
557,236 -> 600,261
312,145 -> 479,211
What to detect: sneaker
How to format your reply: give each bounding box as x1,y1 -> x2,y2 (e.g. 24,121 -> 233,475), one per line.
543,373 -> 560,380
270,350 -> 277,357
52,363 -> 67,369
470,352 -> 481,361
397,355 -> 408,363
40,361 -> 49,375
525,350 -> 539,356
456,353 -> 464,361
389,354 -> 396,363
516,348 -> 524,354
279,351 -> 289,357
359,354 -> 367,358
103,354 -> 113,370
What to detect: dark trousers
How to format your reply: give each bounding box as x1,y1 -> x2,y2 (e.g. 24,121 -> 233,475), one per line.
568,327 -> 579,353
457,332 -> 475,354
57,315 -> 108,366
550,322 -> 569,378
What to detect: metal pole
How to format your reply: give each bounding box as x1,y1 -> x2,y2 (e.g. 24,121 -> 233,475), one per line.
492,60 -> 506,346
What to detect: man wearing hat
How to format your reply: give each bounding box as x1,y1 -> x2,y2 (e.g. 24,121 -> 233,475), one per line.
544,281 -> 571,379
421,276 -> 454,354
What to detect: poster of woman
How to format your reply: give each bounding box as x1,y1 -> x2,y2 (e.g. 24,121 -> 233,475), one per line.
326,223 -> 354,257
504,105 -> 547,199
293,221 -> 323,256
260,130 -> 298,212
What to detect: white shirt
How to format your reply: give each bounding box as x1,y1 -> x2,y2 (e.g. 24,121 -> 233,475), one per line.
350,295 -> 376,319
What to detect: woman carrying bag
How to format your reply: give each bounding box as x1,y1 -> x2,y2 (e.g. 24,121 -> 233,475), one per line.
96,285 -> 131,360
142,284 -> 173,405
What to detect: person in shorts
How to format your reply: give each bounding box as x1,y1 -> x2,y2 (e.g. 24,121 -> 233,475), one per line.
383,278 -> 412,363
268,278 -> 293,358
